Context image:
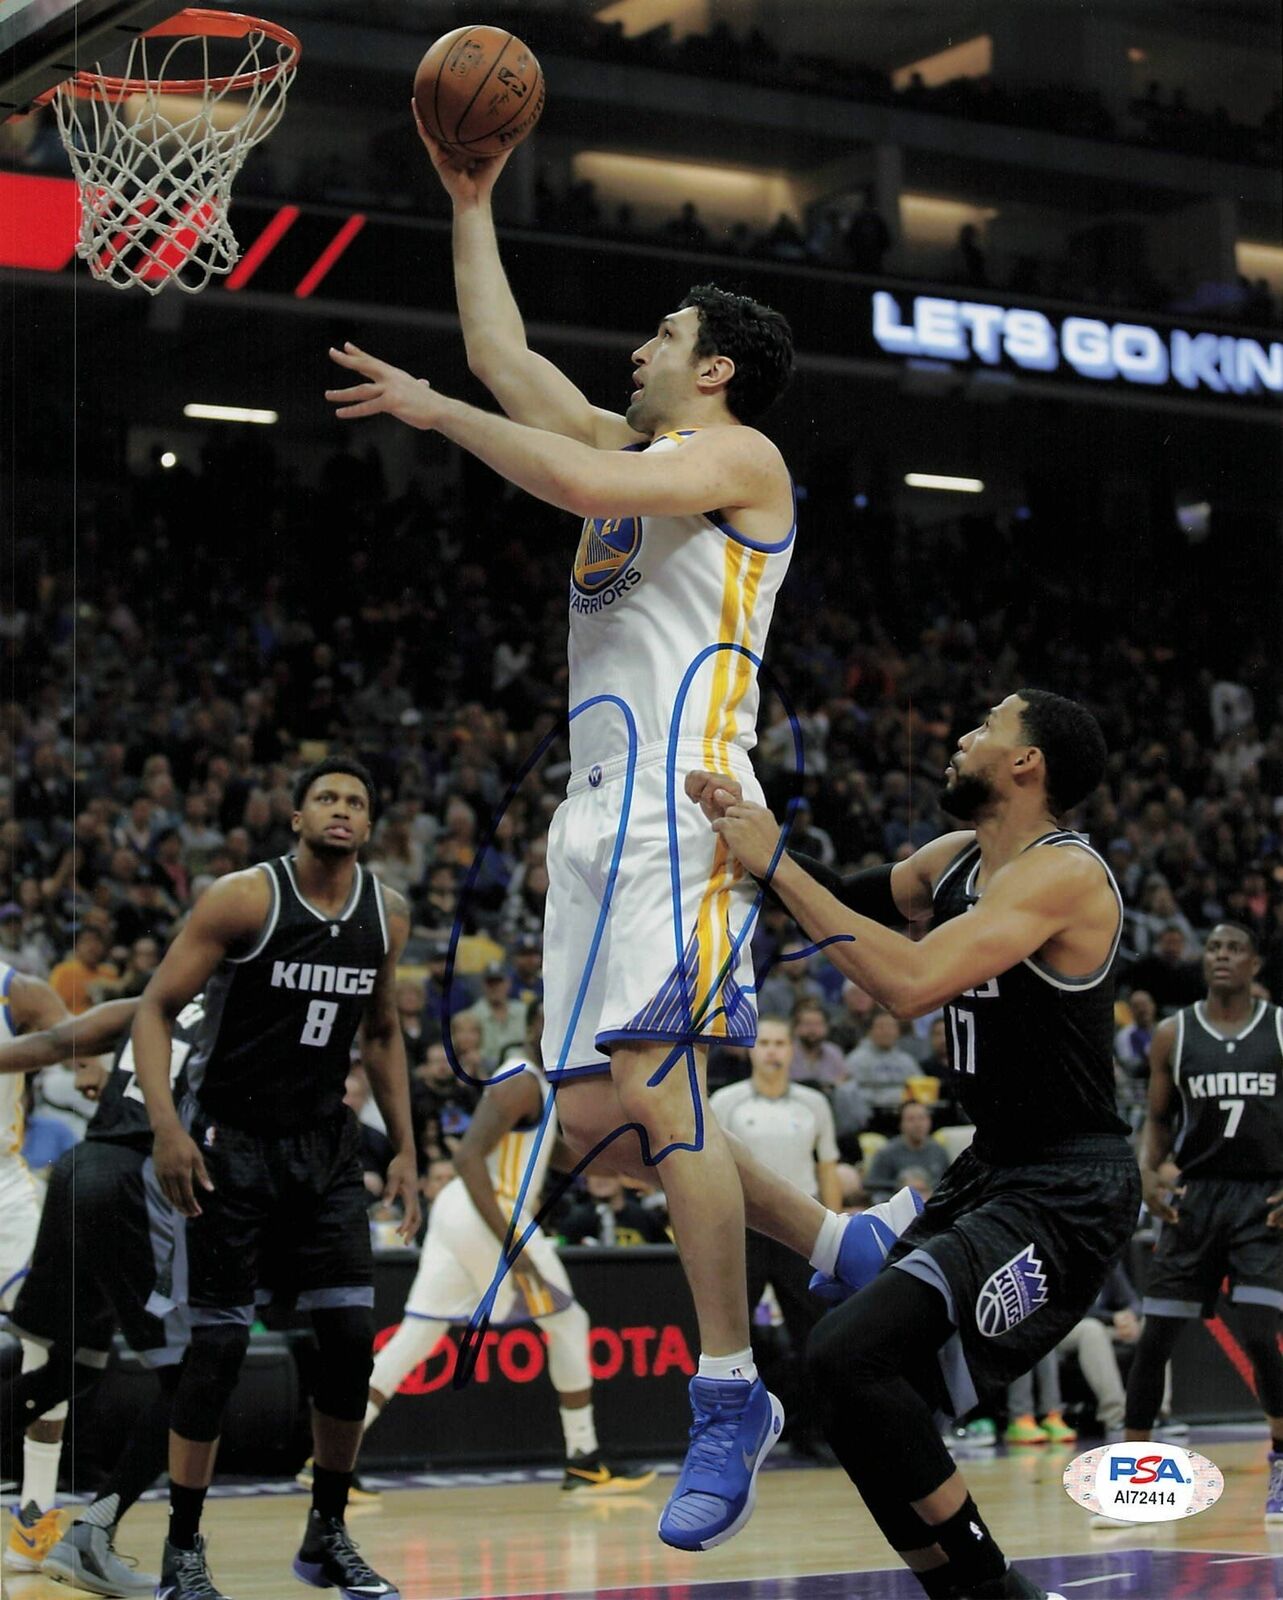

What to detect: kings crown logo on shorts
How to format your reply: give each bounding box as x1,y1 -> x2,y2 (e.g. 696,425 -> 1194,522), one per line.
975,1243 -> 1049,1338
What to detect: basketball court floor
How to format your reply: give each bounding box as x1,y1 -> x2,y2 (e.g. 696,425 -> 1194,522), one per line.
5,1429 -> 1283,1600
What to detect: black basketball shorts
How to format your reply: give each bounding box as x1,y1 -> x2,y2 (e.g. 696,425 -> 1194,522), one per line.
182,1101 -> 373,1326
1141,1175 -> 1283,1318
887,1137 -> 1140,1417
9,1140 -> 187,1367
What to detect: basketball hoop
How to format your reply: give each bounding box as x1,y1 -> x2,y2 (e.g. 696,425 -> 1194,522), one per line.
46,8 -> 300,293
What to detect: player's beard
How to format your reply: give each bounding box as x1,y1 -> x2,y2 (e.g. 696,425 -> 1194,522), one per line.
306,832 -> 360,860
939,770 -> 998,822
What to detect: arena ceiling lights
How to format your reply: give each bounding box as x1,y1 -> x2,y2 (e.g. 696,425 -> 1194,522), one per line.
904,473 -> 985,493
182,403 -> 279,424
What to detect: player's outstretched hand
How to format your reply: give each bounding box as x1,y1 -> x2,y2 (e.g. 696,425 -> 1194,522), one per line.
385,1151 -> 422,1242
153,1124 -> 214,1218
326,343 -> 442,430
1140,1165 -> 1182,1225
411,101 -> 512,206
1267,1189 -> 1283,1229
684,769 -> 744,823
712,799 -> 785,880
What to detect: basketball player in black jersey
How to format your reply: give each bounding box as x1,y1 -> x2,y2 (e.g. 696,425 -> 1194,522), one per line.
133,757 -> 419,1600
703,689 -> 1136,1600
1124,922 -> 1283,1519
1,996 -> 193,1595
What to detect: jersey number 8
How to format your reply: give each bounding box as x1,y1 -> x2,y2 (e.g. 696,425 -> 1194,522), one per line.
301,999 -> 339,1048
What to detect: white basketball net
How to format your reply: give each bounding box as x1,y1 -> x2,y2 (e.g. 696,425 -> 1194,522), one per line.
52,23 -> 297,293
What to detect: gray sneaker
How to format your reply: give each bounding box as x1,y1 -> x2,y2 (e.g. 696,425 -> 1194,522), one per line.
42,1521 -> 159,1598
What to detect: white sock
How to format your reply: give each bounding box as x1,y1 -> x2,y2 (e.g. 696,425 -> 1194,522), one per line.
560,1405 -> 598,1457
809,1209 -> 846,1276
22,1438 -> 62,1513
362,1401 -> 380,1432
697,1347 -> 757,1384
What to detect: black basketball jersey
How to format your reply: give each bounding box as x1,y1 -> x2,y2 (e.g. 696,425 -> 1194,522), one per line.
933,831 -> 1130,1163
1172,1001 -> 1283,1179
87,996 -> 204,1151
186,857 -> 388,1132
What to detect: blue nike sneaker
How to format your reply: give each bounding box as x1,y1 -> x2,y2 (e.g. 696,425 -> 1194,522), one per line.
657,1377 -> 784,1551
809,1185 -> 926,1304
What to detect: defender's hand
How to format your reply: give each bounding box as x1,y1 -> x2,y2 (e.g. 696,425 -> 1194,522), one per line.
153,1125 -> 214,1218
326,344 -> 443,430
685,770 -> 744,823
412,103 -> 512,206
712,800 -> 785,880
385,1152 -> 422,1242
1141,1166 -> 1182,1225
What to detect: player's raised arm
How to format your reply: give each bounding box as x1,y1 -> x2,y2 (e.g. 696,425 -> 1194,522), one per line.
1137,1018 -> 1182,1224
359,885 -> 420,1242
414,111 -> 638,449
133,869 -> 270,1215
0,996 -> 138,1074
6,972 -> 70,1034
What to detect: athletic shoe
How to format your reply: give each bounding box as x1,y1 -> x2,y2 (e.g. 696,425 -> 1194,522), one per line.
295,1459 -> 381,1505
968,1567 -> 1067,1598
1004,1414 -> 1047,1446
4,1503 -> 67,1572
961,1418 -> 997,1446
657,1376 -> 784,1551
561,1452 -> 657,1494
292,1509 -> 398,1599
809,1186 -> 925,1304
1155,1416 -> 1190,1440
1040,1412 -> 1077,1445
1266,1450 -> 1283,1522
43,1519 -> 158,1597
157,1535 -> 233,1600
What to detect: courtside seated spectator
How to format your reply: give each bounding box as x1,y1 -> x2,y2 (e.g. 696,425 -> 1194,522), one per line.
845,1009 -> 920,1132
864,1101 -> 951,1201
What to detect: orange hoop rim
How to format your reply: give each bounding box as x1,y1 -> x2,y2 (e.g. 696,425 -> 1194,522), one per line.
41,8 -> 300,102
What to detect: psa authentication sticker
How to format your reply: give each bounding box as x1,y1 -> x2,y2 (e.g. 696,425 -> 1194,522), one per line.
1063,1442 -> 1224,1522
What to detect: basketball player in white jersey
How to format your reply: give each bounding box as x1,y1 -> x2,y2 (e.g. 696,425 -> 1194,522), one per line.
325,123 -> 796,1548
0,962 -> 72,1562
358,1004 -> 654,1494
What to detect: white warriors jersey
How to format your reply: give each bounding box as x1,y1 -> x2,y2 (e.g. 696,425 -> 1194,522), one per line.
486,1057 -> 556,1224
567,429 -> 795,775
0,963 -> 26,1166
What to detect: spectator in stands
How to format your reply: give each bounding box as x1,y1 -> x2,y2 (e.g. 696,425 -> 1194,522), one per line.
0,900 -> 49,977
1126,922 -> 1204,1014
763,211 -> 808,262
864,1100 -> 951,1201
1056,1257 -> 1143,1438
396,977 -> 429,1068
757,940 -> 825,1019
48,924 -> 116,1015
421,938 -> 474,1034
844,186 -> 892,273
561,1175 -> 669,1246
509,933 -> 544,1005
463,963 -> 527,1070
1115,989 -> 1157,1076
108,934 -> 162,999
411,1039 -> 477,1153
663,200 -> 709,249
789,998 -> 848,1088
844,1007 -> 920,1132
955,223 -> 988,287
829,978 -> 877,1052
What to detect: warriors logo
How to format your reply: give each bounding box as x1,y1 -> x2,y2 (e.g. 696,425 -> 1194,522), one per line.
572,514 -> 642,597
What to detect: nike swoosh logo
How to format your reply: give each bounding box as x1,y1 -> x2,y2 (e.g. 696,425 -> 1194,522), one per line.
568,1465 -> 612,1484
12,1530 -> 39,1551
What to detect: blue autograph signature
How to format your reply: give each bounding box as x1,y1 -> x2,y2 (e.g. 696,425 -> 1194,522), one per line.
437,644 -> 852,1386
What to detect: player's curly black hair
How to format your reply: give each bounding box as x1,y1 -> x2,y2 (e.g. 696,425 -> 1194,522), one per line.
1014,689 -> 1108,816
679,284 -> 794,423
292,755 -> 378,821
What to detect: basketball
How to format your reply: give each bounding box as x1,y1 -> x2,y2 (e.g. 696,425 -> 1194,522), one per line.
414,25 -> 545,158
